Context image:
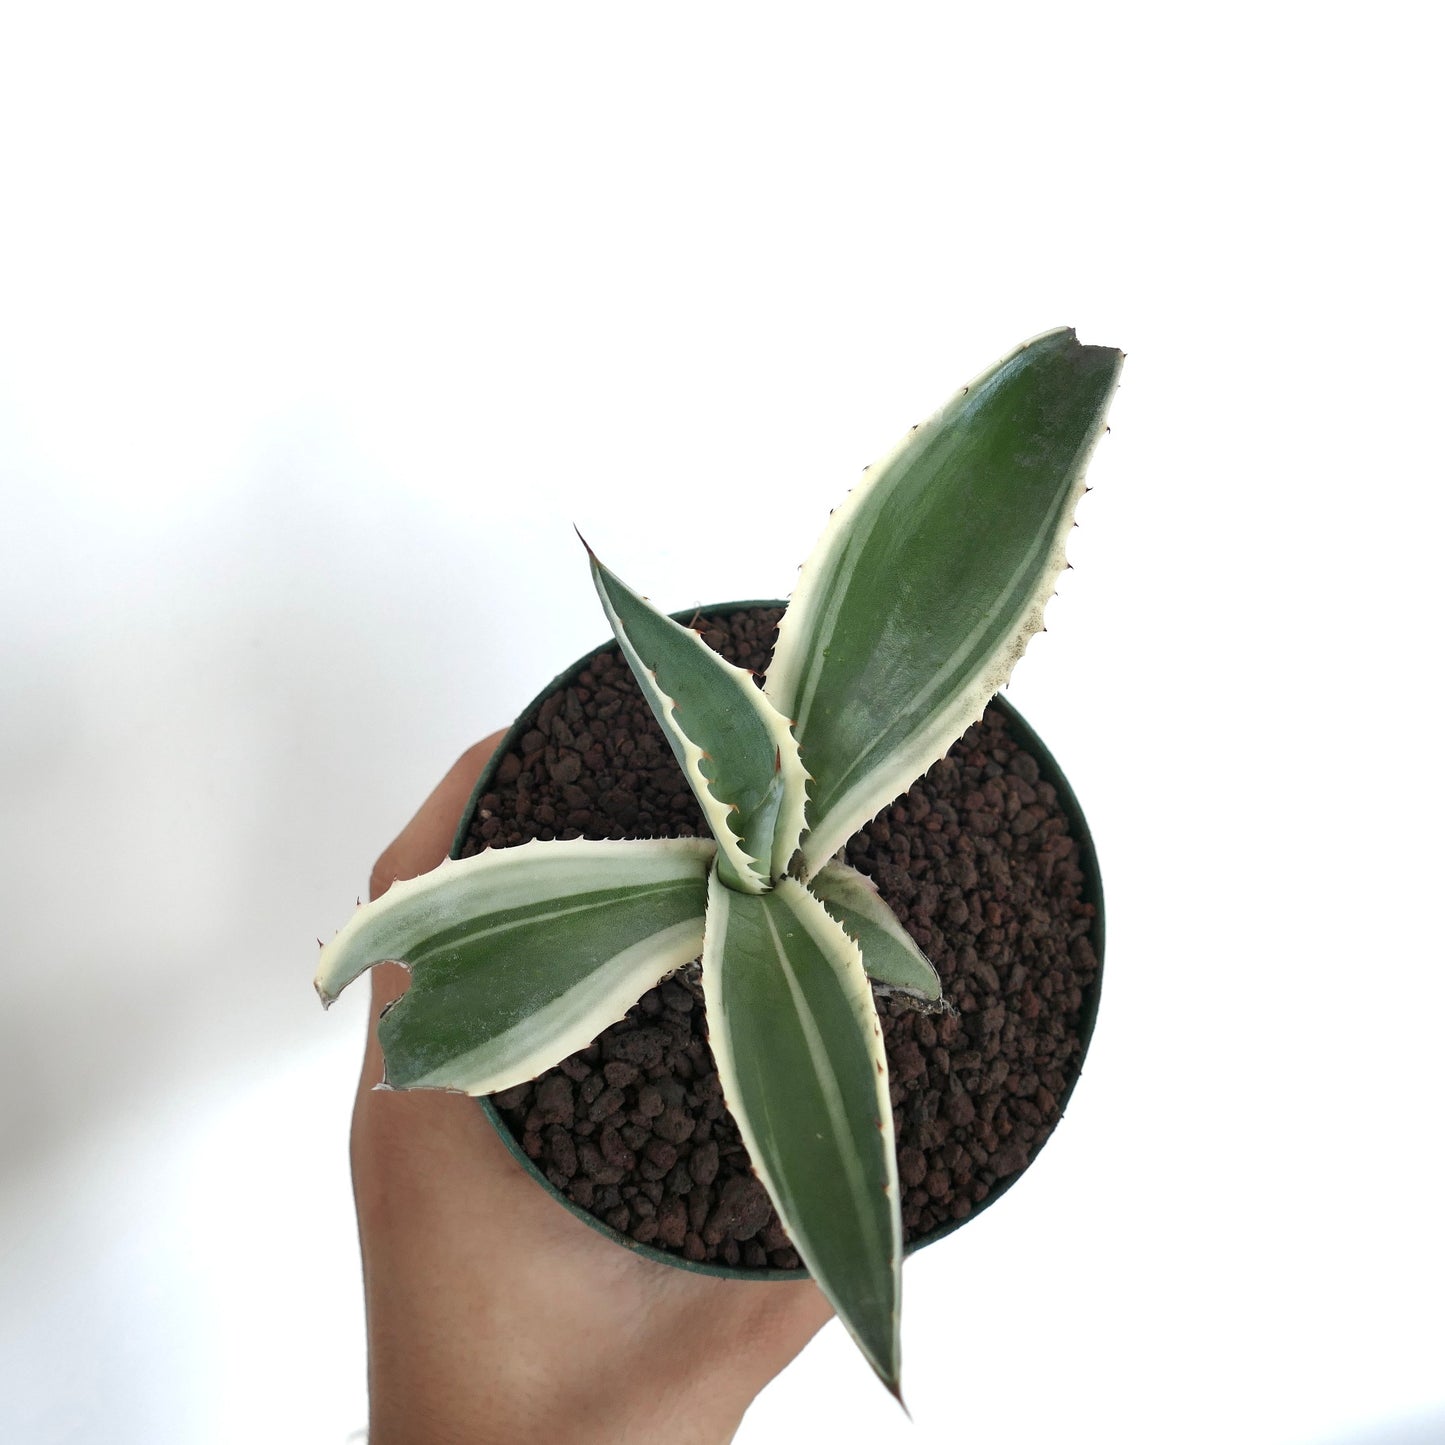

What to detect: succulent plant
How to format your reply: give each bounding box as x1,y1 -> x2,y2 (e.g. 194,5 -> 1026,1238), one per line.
316,327 -> 1123,1401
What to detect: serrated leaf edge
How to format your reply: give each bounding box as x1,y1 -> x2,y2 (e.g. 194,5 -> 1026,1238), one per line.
588,549 -> 808,891
766,328 -> 1120,875
703,868 -> 903,1395
381,910 -> 707,1096
810,861 -> 942,1002
314,835 -> 716,1006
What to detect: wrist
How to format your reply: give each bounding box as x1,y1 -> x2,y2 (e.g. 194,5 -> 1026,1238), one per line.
366,1336 -> 749,1445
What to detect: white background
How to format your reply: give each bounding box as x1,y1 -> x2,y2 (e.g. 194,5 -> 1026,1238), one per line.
2,2 -> 1441,1442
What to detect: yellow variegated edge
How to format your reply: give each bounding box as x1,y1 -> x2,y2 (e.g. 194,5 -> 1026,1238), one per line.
809,862 -> 942,1002
587,545 -> 808,891
766,328 -> 1122,876
703,868 -> 903,1397
315,837 -> 714,1095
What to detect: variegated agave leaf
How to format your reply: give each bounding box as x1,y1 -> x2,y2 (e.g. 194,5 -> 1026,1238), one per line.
702,868 -> 903,1399
315,837 -> 713,1094
586,541 -> 808,893
767,328 -> 1123,877
808,861 -> 941,1003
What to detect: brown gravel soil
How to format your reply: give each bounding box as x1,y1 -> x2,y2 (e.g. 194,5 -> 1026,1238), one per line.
455,603 -> 1103,1277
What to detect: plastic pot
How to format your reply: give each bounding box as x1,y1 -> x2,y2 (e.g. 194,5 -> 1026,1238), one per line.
448,601 -> 1104,1280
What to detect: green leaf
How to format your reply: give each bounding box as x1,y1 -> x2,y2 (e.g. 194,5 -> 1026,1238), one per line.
315,837 -> 713,1094
702,868 -> 903,1398
809,862 -> 942,1002
586,541 -> 808,892
766,328 -> 1123,876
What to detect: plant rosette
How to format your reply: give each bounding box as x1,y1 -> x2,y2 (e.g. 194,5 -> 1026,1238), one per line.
317,329 -> 1123,1401
451,609 -> 1103,1272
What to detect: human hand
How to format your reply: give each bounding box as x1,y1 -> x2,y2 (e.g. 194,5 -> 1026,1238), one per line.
351,734 -> 834,1445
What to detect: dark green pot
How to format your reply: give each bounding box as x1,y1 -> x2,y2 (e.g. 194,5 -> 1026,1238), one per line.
449,601 -> 1104,1280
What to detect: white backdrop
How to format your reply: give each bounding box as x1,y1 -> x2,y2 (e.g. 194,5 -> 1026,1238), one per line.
2,3 -> 1441,1442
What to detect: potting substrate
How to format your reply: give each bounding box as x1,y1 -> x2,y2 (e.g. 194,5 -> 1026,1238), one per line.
458,605 -> 1100,1273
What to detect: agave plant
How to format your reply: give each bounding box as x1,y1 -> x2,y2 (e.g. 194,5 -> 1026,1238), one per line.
316,328 -> 1123,1400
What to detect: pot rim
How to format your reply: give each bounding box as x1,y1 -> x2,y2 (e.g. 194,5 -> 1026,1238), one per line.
449,600 -> 1104,1280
